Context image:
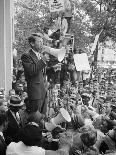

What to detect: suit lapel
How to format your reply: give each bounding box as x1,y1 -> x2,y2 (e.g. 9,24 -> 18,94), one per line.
0,135 -> 6,148
8,110 -> 20,127
0,135 -> 5,144
29,49 -> 39,63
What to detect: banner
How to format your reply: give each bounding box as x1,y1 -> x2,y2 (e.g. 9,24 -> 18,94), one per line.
91,30 -> 103,54
74,53 -> 90,71
49,0 -> 65,12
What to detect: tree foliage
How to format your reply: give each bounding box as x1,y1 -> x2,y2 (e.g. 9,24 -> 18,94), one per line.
14,0 -> 116,57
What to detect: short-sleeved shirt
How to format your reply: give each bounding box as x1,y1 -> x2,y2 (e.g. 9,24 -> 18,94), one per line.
6,141 -> 45,155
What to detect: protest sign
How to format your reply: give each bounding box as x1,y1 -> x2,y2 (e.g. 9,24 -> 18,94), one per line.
73,53 -> 90,71
49,0 -> 65,12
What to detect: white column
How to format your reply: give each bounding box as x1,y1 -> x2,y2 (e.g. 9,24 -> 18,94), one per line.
0,0 -> 13,95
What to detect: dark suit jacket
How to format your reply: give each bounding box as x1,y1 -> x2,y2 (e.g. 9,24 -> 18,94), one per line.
0,135 -> 6,155
21,49 -> 47,100
4,110 -> 21,143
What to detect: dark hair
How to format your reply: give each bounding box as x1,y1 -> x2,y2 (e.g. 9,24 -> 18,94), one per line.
0,112 -> 7,126
80,131 -> 97,147
18,124 -> 42,146
28,33 -> 43,45
28,36 -> 36,45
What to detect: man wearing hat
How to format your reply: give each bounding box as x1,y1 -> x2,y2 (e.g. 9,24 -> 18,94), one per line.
21,33 -> 49,117
4,95 -> 24,143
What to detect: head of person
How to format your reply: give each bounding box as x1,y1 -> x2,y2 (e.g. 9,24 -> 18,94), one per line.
20,74 -> 25,83
18,123 -> 42,146
73,129 -> 97,152
9,89 -> 16,97
28,33 -> 44,52
80,130 -> 97,148
9,95 -> 24,112
93,115 -> 114,133
0,99 -> 8,112
81,93 -> 91,106
17,83 -> 24,91
102,102 -> 111,115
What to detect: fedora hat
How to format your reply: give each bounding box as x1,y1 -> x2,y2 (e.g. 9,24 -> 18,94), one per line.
9,95 -> 24,107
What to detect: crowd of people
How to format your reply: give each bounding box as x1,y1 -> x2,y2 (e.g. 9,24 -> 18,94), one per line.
0,30 -> 116,155
0,1 -> 116,153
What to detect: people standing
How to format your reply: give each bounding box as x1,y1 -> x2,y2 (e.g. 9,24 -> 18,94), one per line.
0,112 -> 8,155
21,33 -> 48,116
3,95 -> 24,143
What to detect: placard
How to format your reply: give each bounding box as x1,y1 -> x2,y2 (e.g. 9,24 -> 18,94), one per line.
49,0 -> 65,12
73,53 -> 90,71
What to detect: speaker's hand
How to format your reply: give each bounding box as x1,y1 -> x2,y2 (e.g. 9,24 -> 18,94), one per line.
42,45 -> 50,54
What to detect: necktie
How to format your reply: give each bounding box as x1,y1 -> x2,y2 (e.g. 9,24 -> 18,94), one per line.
37,53 -> 41,60
15,112 -> 20,124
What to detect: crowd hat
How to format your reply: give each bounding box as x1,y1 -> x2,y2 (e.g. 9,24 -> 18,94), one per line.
9,95 -> 24,107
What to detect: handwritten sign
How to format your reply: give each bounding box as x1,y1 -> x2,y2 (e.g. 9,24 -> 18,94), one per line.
73,53 -> 90,71
49,0 -> 65,12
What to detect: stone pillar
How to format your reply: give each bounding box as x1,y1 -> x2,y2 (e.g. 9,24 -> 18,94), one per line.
0,0 -> 13,95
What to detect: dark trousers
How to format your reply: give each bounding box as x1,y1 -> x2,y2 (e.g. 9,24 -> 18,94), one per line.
29,94 -> 48,115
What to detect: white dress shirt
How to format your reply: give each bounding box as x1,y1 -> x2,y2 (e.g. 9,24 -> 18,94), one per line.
10,110 -> 20,124
6,141 -> 45,155
0,131 -> 5,140
31,48 -> 47,66
32,49 -> 41,60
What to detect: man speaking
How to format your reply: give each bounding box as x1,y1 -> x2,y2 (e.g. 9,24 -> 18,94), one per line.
21,33 -> 48,116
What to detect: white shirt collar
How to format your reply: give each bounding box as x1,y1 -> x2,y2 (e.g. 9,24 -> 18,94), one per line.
0,131 -> 4,140
31,48 -> 40,59
10,110 -> 20,124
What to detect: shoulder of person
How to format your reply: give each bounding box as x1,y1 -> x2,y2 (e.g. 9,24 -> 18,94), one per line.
27,146 -> 46,155
6,142 -> 16,152
21,48 -> 32,56
21,50 -> 32,62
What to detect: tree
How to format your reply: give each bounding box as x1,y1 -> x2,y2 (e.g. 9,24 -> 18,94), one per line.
14,0 -> 116,57
14,0 -> 50,56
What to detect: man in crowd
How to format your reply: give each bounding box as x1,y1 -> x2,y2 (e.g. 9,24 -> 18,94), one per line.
4,95 -> 24,143
21,33 -> 48,116
0,111 -> 8,155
